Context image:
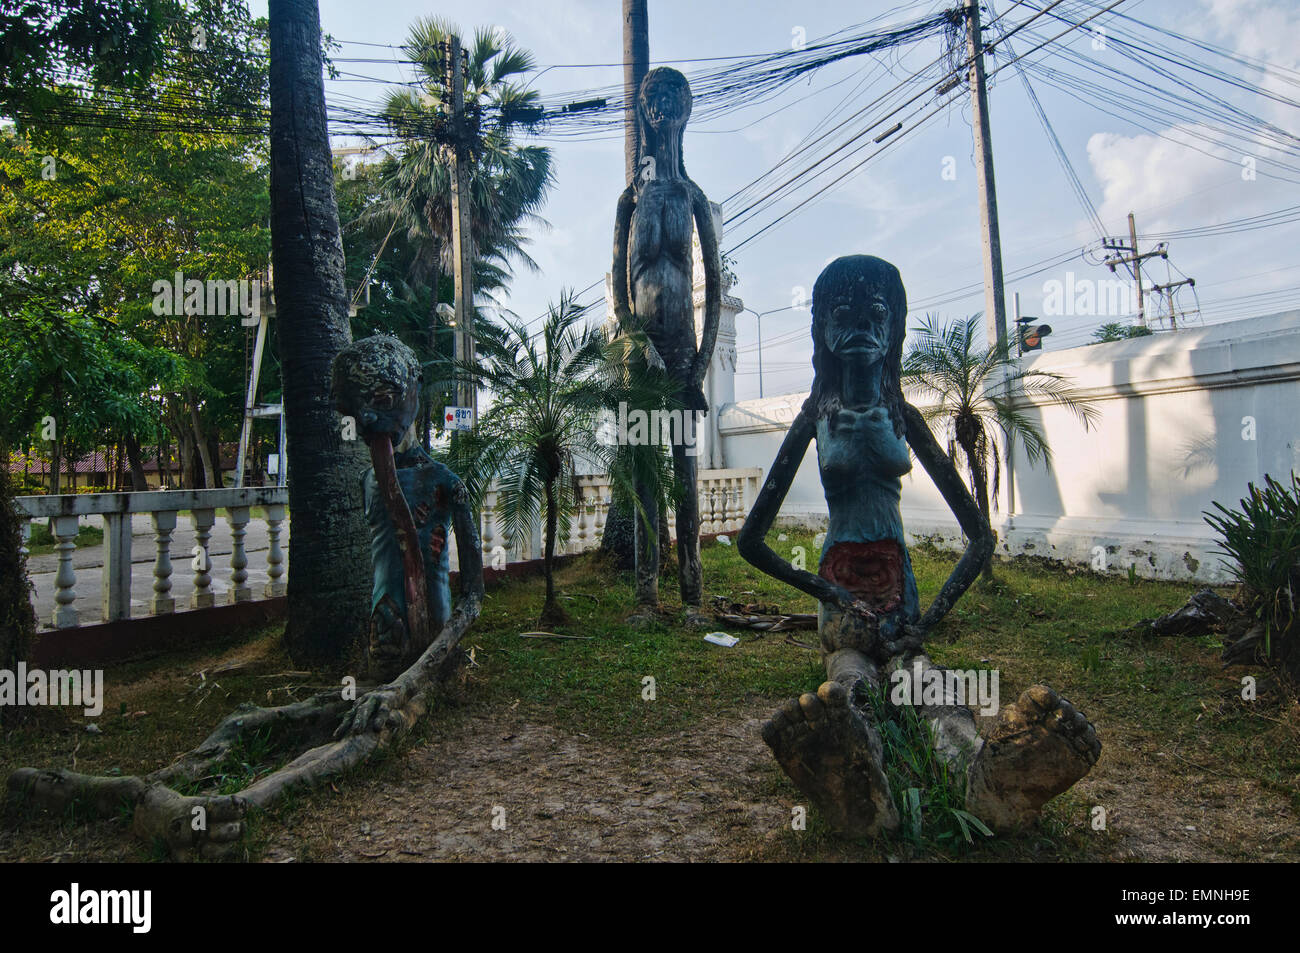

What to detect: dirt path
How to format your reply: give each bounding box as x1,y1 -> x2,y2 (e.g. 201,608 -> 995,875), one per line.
258,698 -> 1300,863
261,702 -> 791,862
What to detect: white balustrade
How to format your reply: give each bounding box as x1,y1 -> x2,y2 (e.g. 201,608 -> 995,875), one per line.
12,472 -> 761,632
12,486 -> 289,631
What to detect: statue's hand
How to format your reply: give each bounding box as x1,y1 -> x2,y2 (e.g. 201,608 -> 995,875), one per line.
644,340 -> 667,372
842,595 -> 878,626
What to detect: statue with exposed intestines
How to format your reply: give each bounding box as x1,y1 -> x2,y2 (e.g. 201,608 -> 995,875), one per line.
332,334 -> 470,679
738,255 -> 1100,834
612,67 -> 721,616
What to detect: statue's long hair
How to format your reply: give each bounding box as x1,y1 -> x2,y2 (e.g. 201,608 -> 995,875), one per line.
806,255 -> 907,438
635,67 -> 690,188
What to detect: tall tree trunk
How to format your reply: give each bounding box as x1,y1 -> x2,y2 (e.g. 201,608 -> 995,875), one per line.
124,433 -> 149,491
0,443 -> 36,726
270,0 -> 371,667
189,398 -> 216,489
207,434 -> 223,488
622,0 -> 649,185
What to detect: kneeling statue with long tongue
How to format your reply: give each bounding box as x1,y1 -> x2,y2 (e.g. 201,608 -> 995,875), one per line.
332,334 -> 468,678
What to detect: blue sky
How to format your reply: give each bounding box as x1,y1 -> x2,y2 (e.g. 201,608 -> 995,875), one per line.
251,0 -> 1300,400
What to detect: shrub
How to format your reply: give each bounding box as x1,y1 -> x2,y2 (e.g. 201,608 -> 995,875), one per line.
1203,472 -> 1300,675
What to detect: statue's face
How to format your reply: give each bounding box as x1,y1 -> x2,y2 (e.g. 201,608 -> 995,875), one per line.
823,283 -> 892,369
640,71 -> 690,135
332,337 -> 422,445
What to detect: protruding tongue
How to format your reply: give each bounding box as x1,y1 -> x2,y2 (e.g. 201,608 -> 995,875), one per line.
366,431 -> 430,652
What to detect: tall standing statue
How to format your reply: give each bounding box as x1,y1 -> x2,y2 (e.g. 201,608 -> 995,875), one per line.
332,334 -> 477,679
612,67 -> 721,615
738,256 -> 1100,834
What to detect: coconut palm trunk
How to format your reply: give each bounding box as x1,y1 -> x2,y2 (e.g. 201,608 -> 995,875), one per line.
269,0 -> 371,666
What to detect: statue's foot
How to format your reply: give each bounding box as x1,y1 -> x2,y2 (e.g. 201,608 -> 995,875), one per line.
683,606 -> 712,629
761,680 -> 899,836
626,606 -> 661,628
966,684 -> 1100,833
131,785 -> 248,862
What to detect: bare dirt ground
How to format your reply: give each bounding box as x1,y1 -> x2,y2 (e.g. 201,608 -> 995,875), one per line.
259,696 -> 1300,863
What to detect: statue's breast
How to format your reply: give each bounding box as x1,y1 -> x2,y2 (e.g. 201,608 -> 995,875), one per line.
817,406 -> 912,493
630,181 -> 694,273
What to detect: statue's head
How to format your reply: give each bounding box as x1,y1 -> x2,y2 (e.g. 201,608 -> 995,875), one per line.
331,334 -> 422,446
637,67 -> 691,175
808,255 -> 907,435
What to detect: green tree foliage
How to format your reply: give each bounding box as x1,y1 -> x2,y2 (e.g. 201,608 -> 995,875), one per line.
1090,322 -> 1154,344
0,1 -> 271,488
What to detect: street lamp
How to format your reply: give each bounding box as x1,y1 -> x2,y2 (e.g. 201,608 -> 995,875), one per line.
739,306 -> 797,399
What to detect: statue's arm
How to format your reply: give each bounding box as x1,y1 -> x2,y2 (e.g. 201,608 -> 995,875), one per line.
689,183 -> 722,390
737,406 -> 866,613
902,401 -> 994,632
611,184 -> 636,332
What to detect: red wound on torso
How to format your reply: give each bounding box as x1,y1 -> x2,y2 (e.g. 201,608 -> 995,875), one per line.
819,540 -> 904,612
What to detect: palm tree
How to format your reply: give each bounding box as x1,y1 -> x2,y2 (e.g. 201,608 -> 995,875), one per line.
448,292 -> 676,623
268,0 -> 372,664
902,313 -> 1099,580
353,19 -> 553,445
364,19 -> 552,297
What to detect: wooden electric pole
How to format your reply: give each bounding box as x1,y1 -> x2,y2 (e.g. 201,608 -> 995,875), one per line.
623,0 -> 649,185
1103,211 -> 1168,330
447,34 -> 476,417
964,0 -> 1009,353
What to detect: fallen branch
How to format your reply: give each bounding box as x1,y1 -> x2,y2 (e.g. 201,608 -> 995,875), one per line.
519,632 -> 594,641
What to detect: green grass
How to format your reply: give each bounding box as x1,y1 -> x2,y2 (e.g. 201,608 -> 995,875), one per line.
25,520 -> 103,557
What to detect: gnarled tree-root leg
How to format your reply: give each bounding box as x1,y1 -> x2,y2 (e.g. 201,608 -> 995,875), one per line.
6,510 -> 483,862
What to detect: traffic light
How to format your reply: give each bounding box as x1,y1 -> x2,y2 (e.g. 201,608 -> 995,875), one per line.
1016,316 -> 1053,353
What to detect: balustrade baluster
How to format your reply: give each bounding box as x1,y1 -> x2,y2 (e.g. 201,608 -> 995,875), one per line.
151,510 -> 177,614
190,509 -> 216,608
263,503 -> 286,598
50,515 -> 79,628
227,506 -> 252,603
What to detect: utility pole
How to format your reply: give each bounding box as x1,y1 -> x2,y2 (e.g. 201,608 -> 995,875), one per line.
623,0 -> 649,185
1149,277 -> 1195,330
1128,212 -> 1144,326
964,0 -> 1009,353
447,35 -> 476,417
1102,211 -> 1168,329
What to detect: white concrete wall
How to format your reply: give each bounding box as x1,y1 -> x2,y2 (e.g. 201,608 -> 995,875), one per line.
715,311 -> 1300,584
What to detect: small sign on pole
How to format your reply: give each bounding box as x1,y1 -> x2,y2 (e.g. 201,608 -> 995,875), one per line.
443,406 -> 474,432
267,453 -> 280,475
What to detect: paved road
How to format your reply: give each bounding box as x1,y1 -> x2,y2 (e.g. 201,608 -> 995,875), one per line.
26,513 -> 289,628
